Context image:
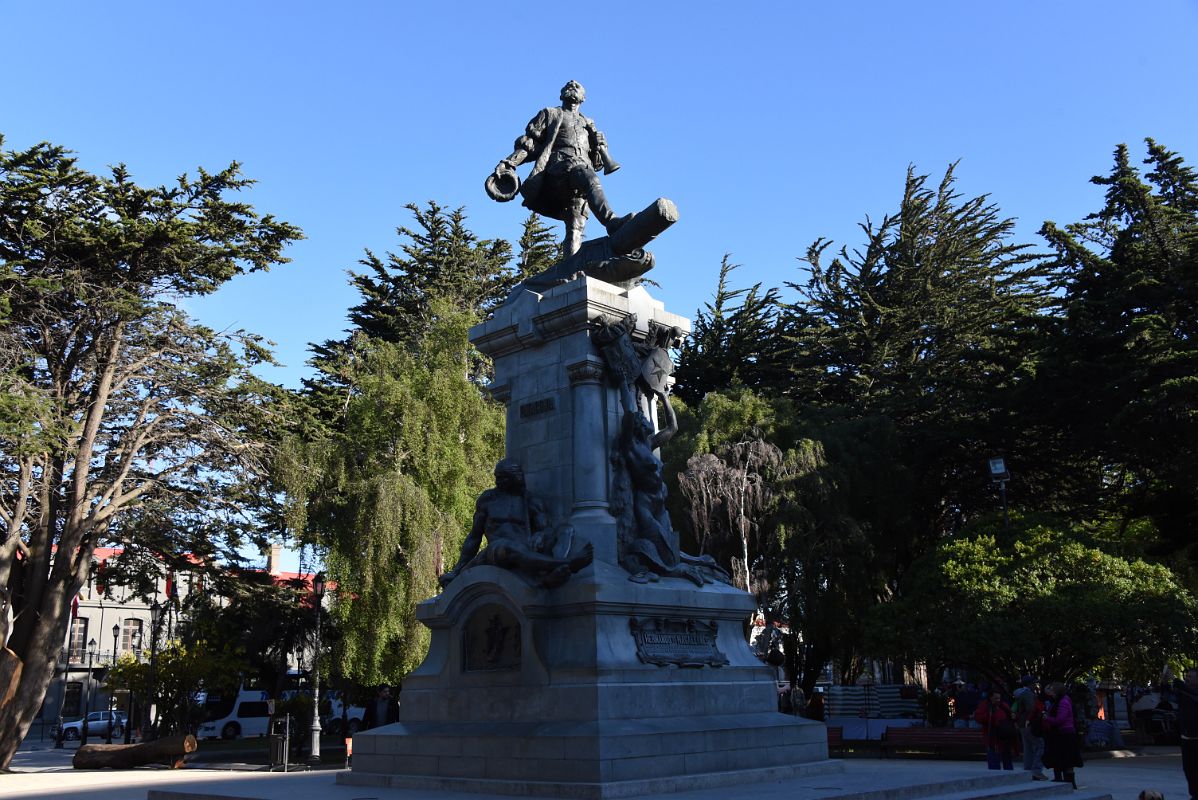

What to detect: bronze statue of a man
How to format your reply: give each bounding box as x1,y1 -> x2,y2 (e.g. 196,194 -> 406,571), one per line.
440,459 -> 593,589
487,81 -> 629,256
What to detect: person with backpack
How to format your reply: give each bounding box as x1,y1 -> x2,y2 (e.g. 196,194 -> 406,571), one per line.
1013,675 -> 1048,780
974,689 -> 1017,770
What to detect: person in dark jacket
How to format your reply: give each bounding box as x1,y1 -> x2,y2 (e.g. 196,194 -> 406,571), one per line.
1176,667 -> 1198,800
1013,675 -> 1048,780
1042,682 -> 1083,787
362,684 -> 399,730
974,690 -> 1017,770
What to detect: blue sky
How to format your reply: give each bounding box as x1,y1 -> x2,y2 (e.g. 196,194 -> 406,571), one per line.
4,2 -> 1197,567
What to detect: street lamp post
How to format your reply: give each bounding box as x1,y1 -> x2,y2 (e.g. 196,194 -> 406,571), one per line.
108,623 -> 119,744
147,600 -> 161,741
988,457 -> 1010,534
307,572 -> 325,766
126,630 -> 142,744
54,647 -> 69,748
81,638 -> 97,746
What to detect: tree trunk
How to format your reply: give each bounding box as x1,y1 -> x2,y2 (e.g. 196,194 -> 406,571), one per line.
72,733 -> 197,769
0,648 -> 23,706
0,604 -> 71,769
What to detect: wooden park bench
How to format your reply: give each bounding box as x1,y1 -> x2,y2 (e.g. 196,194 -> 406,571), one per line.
823,724 -> 887,757
879,726 -> 985,758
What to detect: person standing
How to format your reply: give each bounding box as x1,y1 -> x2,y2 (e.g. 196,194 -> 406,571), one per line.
974,689 -> 1017,770
958,682 -> 981,728
1042,682 -> 1083,787
1013,675 -> 1048,780
1175,666 -> 1198,800
362,685 -> 399,730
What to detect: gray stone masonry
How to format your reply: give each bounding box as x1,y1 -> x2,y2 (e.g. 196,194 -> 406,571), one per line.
342,277 -> 833,797
469,276 -> 688,567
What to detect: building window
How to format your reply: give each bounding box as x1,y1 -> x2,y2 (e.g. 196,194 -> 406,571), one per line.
68,618 -> 88,664
62,682 -> 82,718
120,618 -> 143,655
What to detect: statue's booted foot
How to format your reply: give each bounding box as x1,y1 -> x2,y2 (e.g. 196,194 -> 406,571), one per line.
604,213 -> 634,235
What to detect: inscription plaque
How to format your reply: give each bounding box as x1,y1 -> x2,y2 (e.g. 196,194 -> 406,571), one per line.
629,618 -> 729,667
463,604 -> 522,672
519,397 -> 556,418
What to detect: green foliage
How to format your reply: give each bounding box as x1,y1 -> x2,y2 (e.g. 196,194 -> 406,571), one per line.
103,652 -> 150,698
308,201 -> 516,390
869,515 -> 1198,684
286,302 -> 504,684
103,641 -> 245,737
789,164 -> 1049,541
671,163 -> 1049,689
155,641 -> 245,735
178,573 -> 314,693
1037,140 -> 1198,577
671,387 -> 908,690
669,152 -> 1198,690
0,134 -> 300,767
674,257 -> 788,405
515,212 -> 561,279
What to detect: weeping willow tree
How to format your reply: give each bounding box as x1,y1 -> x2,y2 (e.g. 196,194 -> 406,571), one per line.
282,301 -> 504,683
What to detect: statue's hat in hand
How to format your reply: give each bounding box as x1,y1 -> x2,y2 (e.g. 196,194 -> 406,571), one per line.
485,166 -> 519,202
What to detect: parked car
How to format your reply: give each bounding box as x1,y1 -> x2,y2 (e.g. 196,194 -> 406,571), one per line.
56,710 -> 126,741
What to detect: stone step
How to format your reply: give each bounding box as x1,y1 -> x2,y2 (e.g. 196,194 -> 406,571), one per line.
910,780 -> 1112,800
140,765 -> 1120,800
809,771 -> 1044,800
714,768 -> 1110,800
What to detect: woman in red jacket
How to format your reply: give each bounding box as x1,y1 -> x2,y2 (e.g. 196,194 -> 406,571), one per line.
974,689 -> 1017,770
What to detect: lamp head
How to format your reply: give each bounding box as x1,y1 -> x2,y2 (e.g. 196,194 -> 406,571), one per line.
987,457 -> 1009,482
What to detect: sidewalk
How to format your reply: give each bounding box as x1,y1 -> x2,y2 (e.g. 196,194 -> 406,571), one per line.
1,754 -> 1189,800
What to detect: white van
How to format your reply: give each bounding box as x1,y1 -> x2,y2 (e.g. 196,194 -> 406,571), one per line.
197,689 -> 271,740
324,690 -> 366,735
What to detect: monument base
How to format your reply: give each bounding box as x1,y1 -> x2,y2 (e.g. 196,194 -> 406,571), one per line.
344,562 -> 833,797
339,755 -> 841,800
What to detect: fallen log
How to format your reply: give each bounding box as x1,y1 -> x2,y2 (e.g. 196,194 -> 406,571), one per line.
72,733 -> 197,769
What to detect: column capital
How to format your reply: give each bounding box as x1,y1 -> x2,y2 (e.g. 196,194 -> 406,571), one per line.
487,381 -> 512,405
566,357 -> 606,386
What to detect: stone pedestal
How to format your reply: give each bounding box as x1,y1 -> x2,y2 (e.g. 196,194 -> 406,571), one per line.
339,277 -> 835,797
471,277 -> 687,567
344,562 -> 833,798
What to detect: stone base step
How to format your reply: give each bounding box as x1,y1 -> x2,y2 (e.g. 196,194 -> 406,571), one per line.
338,758 -> 844,799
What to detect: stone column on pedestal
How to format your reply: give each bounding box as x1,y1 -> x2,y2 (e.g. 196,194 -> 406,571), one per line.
487,381 -> 513,456
565,356 -> 617,565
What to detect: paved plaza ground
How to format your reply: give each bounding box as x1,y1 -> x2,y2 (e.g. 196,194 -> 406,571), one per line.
2,746 -> 1190,800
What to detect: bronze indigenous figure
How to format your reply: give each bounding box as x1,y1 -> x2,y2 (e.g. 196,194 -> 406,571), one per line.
595,317 -> 729,586
487,80 -> 627,257
440,459 -> 593,589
